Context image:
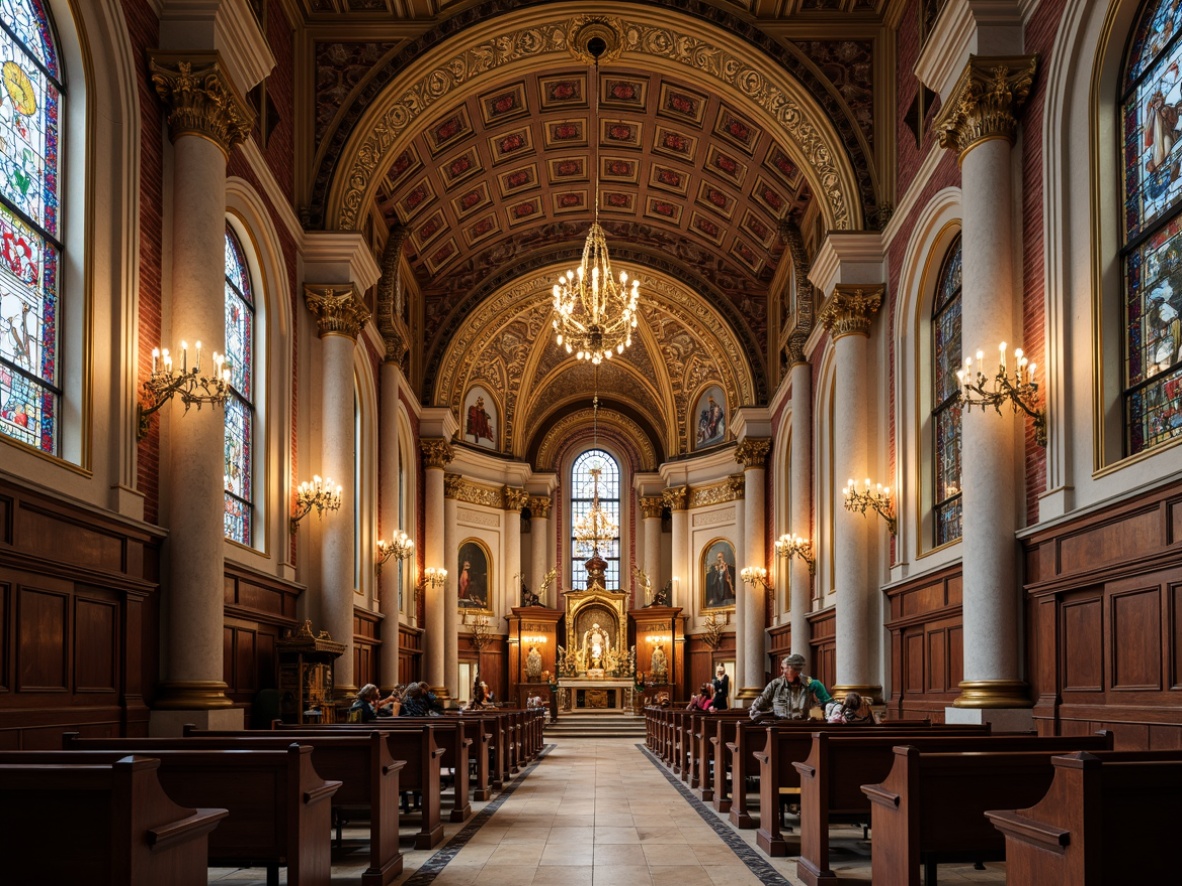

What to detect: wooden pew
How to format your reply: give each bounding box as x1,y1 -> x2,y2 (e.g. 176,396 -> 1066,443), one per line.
0,745 -> 339,886
458,710 -> 508,791
0,755 -> 227,886
690,710 -> 746,799
788,731 -> 1113,884
985,750 -> 1182,886
96,729 -> 406,886
863,737 -> 1115,886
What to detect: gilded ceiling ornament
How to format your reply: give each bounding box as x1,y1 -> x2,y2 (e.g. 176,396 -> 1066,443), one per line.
735,438 -> 771,469
780,218 -> 815,337
639,495 -> 664,519
304,285 -> 371,340
534,405 -> 658,472
504,486 -> 530,511
377,226 -> 410,364
566,16 -> 626,65
689,475 -> 746,508
421,438 -> 454,468
817,284 -> 883,339
786,331 -> 809,367
148,52 -> 253,155
529,495 -> 553,519
663,485 -> 689,511
934,55 -> 1038,160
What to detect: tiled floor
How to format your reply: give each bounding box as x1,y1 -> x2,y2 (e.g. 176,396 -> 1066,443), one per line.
209,737 -> 1008,884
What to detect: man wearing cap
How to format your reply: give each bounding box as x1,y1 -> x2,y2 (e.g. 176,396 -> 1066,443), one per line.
748,653 -> 832,720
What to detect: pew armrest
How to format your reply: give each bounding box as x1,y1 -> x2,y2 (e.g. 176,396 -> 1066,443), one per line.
148,808 -> 229,852
985,809 -> 1070,851
861,784 -> 900,809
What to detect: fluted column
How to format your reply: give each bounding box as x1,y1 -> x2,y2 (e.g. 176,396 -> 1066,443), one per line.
304,286 -> 370,693
935,56 -> 1037,711
788,346 -> 814,657
421,440 -> 453,691
149,54 -> 252,711
529,495 -> 553,605
819,285 -> 883,700
736,439 -> 771,699
640,495 -> 664,604
662,486 -> 689,610
443,474 -> 462,702
504,487 -> 528,609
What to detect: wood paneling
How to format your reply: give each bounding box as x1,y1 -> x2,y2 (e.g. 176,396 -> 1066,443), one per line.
17,588 -> 67,691
74,598 -> 117,692
1111,587 -> 1161,690
1062,596 -> 1102,692
884,564 -> 963,718
221,564 -> 302,709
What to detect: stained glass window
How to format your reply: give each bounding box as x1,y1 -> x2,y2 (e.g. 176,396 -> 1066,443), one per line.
0,0 -> 61,454
932,235 -> 963,546
1122,0 -> 1182,454
224,226 -> 254,545
570,448 -> 620,591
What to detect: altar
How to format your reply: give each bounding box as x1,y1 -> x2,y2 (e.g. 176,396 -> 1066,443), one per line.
557,679 -> 634,712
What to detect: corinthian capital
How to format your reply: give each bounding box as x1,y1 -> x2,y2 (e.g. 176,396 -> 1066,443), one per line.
934,55 -> 1038,160
148,52 -> 254,155
818,284 -> 883,340
662,486 -> 689,511
304,285 -> 371,340
421,439 -> 454,469
504,486 -> 530,511
735,438 -> 771,469
639,495 -> 664,519
529,495 -> 553,519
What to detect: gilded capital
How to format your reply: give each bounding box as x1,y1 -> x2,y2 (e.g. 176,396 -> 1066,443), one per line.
504,486 -> 530,511
304,285 -> 370,340
444,473 -> 465,498
735,438 -> 771,469
639,495 -> 664,519
662,485 -> 689,511
148,52 -> 254,155
529,495 -> 553,519
818,284 -> 883,339
934,55 -> 1038,160
421,438 -> 454,469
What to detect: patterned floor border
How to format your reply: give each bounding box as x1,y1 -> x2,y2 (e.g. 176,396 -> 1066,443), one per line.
636,742 -> 794,885
401,743 -> 556,885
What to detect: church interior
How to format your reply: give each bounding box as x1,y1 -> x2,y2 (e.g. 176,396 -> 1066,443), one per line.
1,0 -> 1180,761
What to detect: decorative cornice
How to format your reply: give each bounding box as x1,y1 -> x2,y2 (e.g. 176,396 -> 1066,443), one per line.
304,285 -> 370,340
528,495 -> 553,519
780,218 -> 814,336
786,332 -> 809,366
734,438 -> 771,470
934,55 -> 1038,160
818,284 -> 884,340
662,485 -> 689,511
420,438 -> 455,469
504,486 -> 530,511
376,225 -> 410,364
444,474 -> 506,508
639,495 -> 664,519
148,51 -> 253,155
689,475 -> 746,507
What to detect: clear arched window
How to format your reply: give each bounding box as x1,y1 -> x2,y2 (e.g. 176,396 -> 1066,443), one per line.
570,448 -> 620,590
1121,0 -> 1182,454
932,235 -> 963,546
223,226 -> 255,544
0,1 -> 63,454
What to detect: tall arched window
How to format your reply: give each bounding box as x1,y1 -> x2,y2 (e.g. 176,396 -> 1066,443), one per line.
0,1 -> 63,454
570,448 -> 620,590
223,226 -> 255,544
1121,0 -> 1182,454
932,235 -> 963,546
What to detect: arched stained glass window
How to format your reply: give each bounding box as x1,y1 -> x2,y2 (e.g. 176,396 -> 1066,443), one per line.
1121,0 -> 1182,453
223,226 -> 255,545
932,235 -> 963,546
570,448 -> 620,590
0,0 -> 62,454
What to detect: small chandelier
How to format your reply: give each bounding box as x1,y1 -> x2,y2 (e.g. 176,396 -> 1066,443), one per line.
376,530 -> 414,574
290,475 -> 343,532
138,340 -> 232,439
957,341 -> 1046,447
551,36 -> 639,365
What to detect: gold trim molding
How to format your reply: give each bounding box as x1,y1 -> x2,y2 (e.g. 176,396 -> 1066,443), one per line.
421,438 -> 454,468
567,15 -> 626,65
934,55 -> 1038,161
153,680 -> 235,710
445,473 -> 506,508
663,485 -> 689,511
304,285 -> 371,340
818,284 -> 883,340
953,679 -> 1032,709
689,475 -> 746,507
148,52 -> 253,155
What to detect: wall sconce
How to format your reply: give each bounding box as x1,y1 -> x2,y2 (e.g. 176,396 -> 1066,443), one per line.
422,567 -> 448,589
958,342 -> 1047,447
740,566 -> 772,593
843,477 -> 897,535
290,475 -> 342,532
376,531 -> 414,574
137,341 -> 231,439
522,635 -> 548,645
774,533 -> 816,576
645,633 -> 672,645
702,612 -> 723,650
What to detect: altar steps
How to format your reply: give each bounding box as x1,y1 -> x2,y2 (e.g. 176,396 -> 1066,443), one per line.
544,712 -> 646,740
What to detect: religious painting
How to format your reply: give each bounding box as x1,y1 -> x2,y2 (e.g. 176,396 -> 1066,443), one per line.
692,384 -> 726,449
462,385 -> 497,449
701,539 -> 736,610
457,540 -> 492,611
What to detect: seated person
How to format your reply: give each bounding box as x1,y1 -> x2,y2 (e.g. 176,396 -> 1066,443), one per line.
398,682 -> 429,717
686,682 -> 716,712
420,681 -> 445,714
467,680 -> 487,710
748,653 -> 832,720
350,683 -> 399,722
824,691 -> 874,724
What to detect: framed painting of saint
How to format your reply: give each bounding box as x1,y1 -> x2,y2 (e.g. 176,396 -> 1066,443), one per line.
457,540 -> 492,611
692,384 -> 726,449
463,385 -> 498,449
701,539 -> 736,609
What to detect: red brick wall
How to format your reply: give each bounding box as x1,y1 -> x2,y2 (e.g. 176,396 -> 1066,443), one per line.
261,0 -> 295,202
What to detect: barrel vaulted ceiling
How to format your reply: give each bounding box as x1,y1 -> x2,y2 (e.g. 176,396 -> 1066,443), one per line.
296,0 -> 888,460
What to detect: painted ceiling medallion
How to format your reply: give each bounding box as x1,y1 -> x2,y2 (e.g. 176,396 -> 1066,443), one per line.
566,16 -> 626,66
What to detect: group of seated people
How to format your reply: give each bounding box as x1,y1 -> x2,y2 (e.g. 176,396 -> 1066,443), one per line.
349,681 -> 446,722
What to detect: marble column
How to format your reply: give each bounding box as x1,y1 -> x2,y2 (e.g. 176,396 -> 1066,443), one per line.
662,485 -> 689,609
935,57 -> 1037,715
504,487 -> 528,609
304,286 -> 370,693
420,440 -> 453,692
788,348 -> 814,657
148,54 -> 251,713
736,439 -> 771,699
640,495 -> 664,605
819,285 -> 883,701
443,473 -> 461,703
529,495 -> 553,605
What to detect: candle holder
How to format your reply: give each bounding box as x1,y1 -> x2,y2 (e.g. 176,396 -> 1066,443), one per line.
957,341 -> 1047,447
740,566 -> 772,593
290,475 -> 343,532
137,341 -> 232,439
376,531 -> 414,573
774,533 -> 816,576
466,611 -> 493,651
843,478 -> 897,535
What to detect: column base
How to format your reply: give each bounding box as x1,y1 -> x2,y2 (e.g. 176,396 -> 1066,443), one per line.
154,680 -> 234,710
944,704 -> 1034,732
830,683 -> 884,705
735,686 -> 762,702
431,685 -> 453,707
952,679 -> 1032,708
150,705 -> 244,737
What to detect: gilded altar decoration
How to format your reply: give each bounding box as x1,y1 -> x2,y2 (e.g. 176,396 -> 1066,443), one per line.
148,52 -> 254,154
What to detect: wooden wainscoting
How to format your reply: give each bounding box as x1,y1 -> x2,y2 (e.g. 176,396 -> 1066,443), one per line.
460,634 -> 505,702
353,606 -> 381,690
398,623 -> 423,685
883,564 -> 963,721
686,632 -> 736,700
223,563 -> 301,718
1025,479 -> 1182,749
808,607 -> 836,692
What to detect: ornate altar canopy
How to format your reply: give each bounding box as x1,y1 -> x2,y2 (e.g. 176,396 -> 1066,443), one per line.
557,584 -> 634,680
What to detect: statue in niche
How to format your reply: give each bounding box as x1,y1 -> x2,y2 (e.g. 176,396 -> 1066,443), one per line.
651,644 -> 668,682
583,622 -> 610,671
525,645 -> 543,681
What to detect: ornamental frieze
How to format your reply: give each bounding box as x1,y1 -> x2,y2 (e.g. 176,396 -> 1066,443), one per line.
689,475 -> 746,508
692,506 -> 737,527
818,285 -> 883,340
444,475 -> 505,508
934,56 -> 1038,160
457,507 -> 501,528
148,52 -> 253,154
304,285 -> 371,340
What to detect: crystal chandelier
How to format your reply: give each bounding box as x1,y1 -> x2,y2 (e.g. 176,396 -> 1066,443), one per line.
551,37 -> 639,365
